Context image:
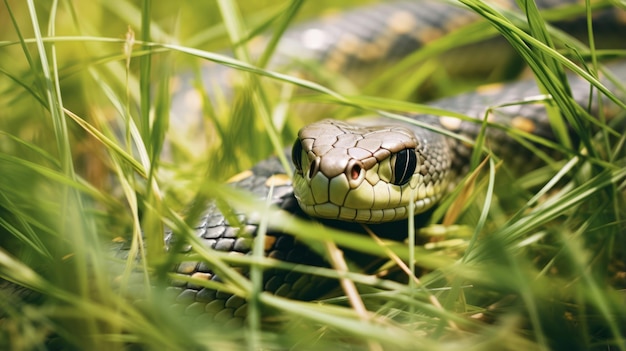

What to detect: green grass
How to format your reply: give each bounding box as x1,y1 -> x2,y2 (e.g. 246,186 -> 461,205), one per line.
1,0 -> 625,350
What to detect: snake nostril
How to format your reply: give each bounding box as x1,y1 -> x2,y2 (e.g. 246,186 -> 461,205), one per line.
351,164 -> 361,180
346,160 -> 364,183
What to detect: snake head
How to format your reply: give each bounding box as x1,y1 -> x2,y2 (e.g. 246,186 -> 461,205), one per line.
291,119 -> 450,223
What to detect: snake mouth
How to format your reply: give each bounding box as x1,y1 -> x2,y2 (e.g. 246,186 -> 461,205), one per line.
293,168 -> 444,223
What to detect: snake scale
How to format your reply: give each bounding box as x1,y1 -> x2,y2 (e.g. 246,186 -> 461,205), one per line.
2,0 -> 626,347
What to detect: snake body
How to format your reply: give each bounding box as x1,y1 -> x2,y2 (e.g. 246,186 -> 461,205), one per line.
164,60 -> 625,323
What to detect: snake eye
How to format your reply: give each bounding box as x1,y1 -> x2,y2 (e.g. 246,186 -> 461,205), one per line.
390,148 -> 417,186
291,140 -> 303,172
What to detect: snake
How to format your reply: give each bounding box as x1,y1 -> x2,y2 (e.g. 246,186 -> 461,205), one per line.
2,0 -> 626,347
159,0 -> 626,324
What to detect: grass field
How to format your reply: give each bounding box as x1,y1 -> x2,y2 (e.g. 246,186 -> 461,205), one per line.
1,0 -> 625,350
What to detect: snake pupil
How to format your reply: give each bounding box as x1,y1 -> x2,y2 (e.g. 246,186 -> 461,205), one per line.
392,148 -> 417,186
291,140 -> 303,172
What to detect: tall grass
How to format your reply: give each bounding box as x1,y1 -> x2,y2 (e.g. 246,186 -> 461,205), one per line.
0,0 -> 624,350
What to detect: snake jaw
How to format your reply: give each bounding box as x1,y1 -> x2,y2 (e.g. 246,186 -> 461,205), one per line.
291,119 -> 451,223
